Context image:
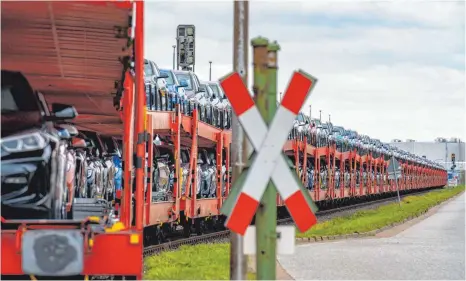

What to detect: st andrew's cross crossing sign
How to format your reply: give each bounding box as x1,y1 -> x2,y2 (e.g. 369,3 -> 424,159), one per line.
219,70 -> 318,235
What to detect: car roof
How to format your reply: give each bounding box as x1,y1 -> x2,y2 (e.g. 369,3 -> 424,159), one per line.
173,70 -> 190,74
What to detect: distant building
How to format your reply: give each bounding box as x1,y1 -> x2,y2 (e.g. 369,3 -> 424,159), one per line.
388,139 -> 465,171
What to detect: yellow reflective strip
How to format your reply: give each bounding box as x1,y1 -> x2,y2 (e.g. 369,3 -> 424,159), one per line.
105,221 -> 126,233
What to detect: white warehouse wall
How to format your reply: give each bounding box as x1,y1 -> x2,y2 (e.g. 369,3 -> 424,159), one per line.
388,141 -> 465,171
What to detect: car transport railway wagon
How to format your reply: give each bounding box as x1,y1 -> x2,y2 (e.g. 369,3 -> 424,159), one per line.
1,1 -> 448,280
1,1 -> 146,279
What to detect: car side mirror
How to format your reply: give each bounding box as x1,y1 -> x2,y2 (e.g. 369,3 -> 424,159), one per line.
175,81 -> 187,92
47,103 -> 78,121
158,73 -> 169,79
58,124 -> 78,137
153,74 -> 168,84
57,128 -> 71,139
71,137 -> 86,148
104,151 -> 120,157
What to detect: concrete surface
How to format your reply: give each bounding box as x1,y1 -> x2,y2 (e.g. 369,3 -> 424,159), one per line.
247,255 -> 293,280
278,193 -> 465,280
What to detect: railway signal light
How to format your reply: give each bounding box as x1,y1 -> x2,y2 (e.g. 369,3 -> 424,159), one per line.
176,25 -> 196,71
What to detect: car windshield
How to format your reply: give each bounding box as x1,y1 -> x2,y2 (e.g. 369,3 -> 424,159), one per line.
144,61 -> 154,77
2,87 -> 20,113
296,113 -> 304,122
160,69 -> 174,86
208,83 -> 221,96
101,136 -> 117,153
1,73 -> 40,114
205,85 -> 214,98
175,73 -> 193,90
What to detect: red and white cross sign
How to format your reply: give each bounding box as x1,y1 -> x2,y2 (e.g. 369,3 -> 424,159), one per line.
220,70 -> 318,235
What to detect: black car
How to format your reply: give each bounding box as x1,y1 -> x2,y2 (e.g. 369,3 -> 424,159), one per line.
1,70 -> 78,220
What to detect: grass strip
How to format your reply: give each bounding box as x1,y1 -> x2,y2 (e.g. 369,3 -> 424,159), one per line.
144,243 -> 256,280
297,186 -> 465,238
144,186 -> 464,280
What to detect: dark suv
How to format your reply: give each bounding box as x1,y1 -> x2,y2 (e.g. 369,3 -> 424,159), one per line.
1,70 -> 78,220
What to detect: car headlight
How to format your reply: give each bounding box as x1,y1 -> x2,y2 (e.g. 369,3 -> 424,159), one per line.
1,132 -> 46,153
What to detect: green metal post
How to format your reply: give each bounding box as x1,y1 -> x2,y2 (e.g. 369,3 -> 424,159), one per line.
251,36 -> 280,280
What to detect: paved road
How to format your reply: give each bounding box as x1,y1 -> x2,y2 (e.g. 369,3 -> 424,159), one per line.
278,193 -> 465,280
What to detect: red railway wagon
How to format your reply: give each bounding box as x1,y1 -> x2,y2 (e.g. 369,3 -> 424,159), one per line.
283,138 -> 447,204
1,1 -> 146,279
139,107 -> 447,244
142,108 -> 231,241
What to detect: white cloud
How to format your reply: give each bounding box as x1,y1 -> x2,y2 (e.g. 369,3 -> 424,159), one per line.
144,0 -> 465,142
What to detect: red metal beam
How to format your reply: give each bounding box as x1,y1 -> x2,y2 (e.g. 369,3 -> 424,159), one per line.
134,0 -> 145,232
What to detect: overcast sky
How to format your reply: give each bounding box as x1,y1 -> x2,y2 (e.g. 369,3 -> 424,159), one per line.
144,0 -> 465,143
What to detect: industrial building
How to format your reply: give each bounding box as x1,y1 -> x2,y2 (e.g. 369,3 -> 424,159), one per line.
389,138 -> 464,170
388,138 -> 465,184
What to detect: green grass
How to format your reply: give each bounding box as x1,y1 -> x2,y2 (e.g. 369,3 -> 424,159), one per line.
144,243 -> 256,280
144,186 -> 464,280
297,186 -> 465,238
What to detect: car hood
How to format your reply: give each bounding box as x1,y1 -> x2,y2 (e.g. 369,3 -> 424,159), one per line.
1,111 -> 43,138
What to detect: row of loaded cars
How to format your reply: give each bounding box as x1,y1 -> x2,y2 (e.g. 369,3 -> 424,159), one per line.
289,112 -> 444,191
144,59 -> 231,128
1,70 -> 122,220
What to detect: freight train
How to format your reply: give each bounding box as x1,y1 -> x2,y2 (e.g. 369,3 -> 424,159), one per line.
0,63 -> 447,244
138,82 -> 446,244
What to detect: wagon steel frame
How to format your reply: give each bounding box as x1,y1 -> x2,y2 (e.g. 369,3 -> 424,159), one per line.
145,106 -> 232,231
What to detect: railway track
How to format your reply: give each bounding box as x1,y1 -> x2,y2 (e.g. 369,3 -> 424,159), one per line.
143,188 -> 437,257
